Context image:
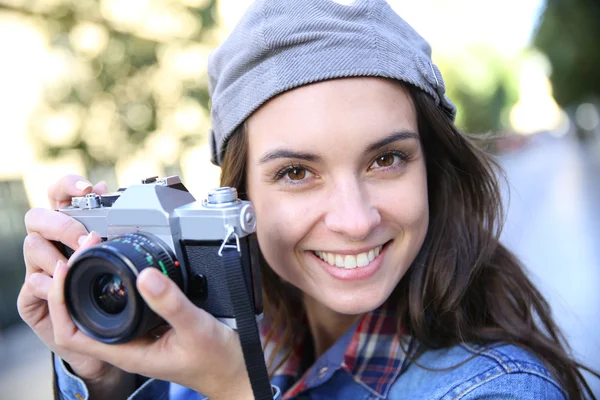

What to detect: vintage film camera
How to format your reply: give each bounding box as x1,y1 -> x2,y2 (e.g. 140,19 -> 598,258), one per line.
57,175 -> 263,344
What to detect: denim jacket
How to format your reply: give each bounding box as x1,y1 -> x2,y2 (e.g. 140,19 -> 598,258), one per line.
53,304 -> 566,399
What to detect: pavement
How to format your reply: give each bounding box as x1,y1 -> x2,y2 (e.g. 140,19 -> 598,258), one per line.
498,131 -> 600,396
0,323 -> 53,400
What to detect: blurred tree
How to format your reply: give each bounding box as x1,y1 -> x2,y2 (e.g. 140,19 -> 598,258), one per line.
0,0 -> 218,183
438,47 -> 520,136
533,0 -> 600,108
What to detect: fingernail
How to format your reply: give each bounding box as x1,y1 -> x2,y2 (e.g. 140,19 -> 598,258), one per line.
78,232 -> 92,247
75,180 -> 92,192
142,271 -> 166,296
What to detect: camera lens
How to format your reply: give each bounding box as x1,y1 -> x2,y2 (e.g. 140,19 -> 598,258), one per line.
64,232 -> 184,344
92,274 -> 127,315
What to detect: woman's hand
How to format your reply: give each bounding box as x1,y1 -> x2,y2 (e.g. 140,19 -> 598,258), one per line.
48,248 -> 253,399
17,174 -> 136,397
19,174 -> 254,399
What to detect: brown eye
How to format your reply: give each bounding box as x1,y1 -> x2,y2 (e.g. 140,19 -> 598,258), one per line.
274,164 -> 314,183
369,152 -> 408,171
287,167 -> 306,180
375,154 -> 395,167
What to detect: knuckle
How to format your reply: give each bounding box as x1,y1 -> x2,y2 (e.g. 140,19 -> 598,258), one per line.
16,284 -> 39,322
23,233 -> 42,267
23,232 -> 41,252
23,233 -> 60,275
24,208 -> 42,233
58,216 -> 77,234
16,289 -> 28,315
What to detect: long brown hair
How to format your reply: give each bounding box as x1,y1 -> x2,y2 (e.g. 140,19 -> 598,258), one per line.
219,82 -> 599,399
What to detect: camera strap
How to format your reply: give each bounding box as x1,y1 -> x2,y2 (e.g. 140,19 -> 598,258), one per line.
222,247 -> 273,400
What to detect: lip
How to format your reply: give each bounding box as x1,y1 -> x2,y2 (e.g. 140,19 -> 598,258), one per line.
313,243 -> 384,256
311,240 -> 392,281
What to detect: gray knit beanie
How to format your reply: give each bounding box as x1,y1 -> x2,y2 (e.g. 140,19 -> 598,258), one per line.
207,0 -> 456,166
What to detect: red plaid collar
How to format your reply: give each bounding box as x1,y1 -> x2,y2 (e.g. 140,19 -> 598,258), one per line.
263,302 -> 411,399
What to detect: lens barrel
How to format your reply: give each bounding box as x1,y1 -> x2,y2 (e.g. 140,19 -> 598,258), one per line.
64,232 -> 183,344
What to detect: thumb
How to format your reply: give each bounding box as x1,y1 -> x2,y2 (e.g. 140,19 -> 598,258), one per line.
136,268 -> 213,344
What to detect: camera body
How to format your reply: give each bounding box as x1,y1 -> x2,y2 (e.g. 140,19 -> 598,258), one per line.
57,175 -> 263,344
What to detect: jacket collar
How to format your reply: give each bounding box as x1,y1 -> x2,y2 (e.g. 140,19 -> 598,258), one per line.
265,302 -> 412,399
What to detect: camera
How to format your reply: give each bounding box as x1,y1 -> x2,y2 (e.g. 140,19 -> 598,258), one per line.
57,175 -> 263,344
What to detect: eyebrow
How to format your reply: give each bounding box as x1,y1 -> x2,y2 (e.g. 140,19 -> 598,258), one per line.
365,130 -> 420,153
258,129 -> 419,165
258,149 -> 322,164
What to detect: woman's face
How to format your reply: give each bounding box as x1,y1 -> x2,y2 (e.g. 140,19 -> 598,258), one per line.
246,77 -> 428,315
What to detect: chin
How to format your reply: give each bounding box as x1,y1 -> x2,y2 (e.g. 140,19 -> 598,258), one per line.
319,289 -> 391,316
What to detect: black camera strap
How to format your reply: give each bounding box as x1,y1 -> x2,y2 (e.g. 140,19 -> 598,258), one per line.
222,248 -> 273,400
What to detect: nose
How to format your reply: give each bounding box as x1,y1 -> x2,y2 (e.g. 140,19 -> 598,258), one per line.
323,179 -> 381,241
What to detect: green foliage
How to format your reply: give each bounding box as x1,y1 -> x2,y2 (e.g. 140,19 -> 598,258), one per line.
439,47 -> 520,135
2,0 -> 219,170
533,0 -> 600,107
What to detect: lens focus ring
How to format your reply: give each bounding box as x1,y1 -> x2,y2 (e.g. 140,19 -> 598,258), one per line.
109,233 -> 183,288
64,231 -> 183,344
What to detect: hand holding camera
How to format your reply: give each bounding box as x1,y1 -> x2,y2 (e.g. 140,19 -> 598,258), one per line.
18,174 -> 135,398
18,174 -> 262,399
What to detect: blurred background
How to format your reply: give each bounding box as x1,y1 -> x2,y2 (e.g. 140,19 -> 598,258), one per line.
0,0 -> 598,398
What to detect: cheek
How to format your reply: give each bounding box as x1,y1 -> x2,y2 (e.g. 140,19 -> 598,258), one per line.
385,164 -> 429,235
253,194 -> 313,240
250,190 -> 318,280
399,184 -> 428,227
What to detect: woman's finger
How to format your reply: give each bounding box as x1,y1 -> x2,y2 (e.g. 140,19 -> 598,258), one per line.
25,208 -> 89,252
47,260 -> 143,368
47,260 -> 112,359
136,268 -> 215,347
48,262 -> 127,352
17,272 -> 52,325
92,181 -> 108,195
67,231 -> 102,267
47,174 -> 95,210
26,272 -> 53,300
17,271 -> 57,347
48,261 -> 80,347
23,232 -> 68,277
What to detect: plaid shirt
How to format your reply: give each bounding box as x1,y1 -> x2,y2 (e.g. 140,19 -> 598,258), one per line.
55,299 -> 567,399
264,302 -> 412,399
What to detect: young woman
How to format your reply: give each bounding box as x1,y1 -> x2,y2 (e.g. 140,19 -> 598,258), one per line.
18,0 -> 598,399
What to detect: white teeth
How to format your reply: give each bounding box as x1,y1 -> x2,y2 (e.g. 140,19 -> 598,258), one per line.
314,245 -> 383,269
356,253 -> 369,267
327,252 -> 335,265
344,255 -> 357,269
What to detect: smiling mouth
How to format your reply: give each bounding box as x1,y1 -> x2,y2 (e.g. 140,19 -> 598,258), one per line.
313,242 -> 390,269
